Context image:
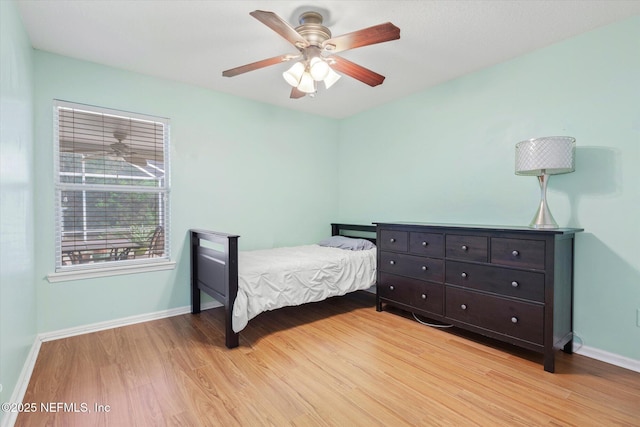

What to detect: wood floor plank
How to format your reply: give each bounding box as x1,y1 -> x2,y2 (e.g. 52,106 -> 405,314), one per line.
15,292 -> 640,426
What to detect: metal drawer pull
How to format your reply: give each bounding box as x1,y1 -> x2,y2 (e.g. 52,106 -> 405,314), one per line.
389,260 -> 395,265
512,250 -> 520,256
461,272 -> 468,278
511,317 -> 518,323
421,294 -> 427,300
389,285 -> 395,291
390,238 -> 396,243
421,265 -> 428,271
461,304 -> 467,310
461,245 -> 468,251
511,281 -> 519,288
422,241 -> 428,246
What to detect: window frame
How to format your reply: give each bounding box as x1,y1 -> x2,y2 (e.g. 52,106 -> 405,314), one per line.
48,100 -> 174,282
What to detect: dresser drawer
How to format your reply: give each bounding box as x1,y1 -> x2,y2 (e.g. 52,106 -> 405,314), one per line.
378,272 -> 443,315
380,251 -> 444,282
445,286 -> 543,344
446,235 -> 488,262
491,238 -> 545,270
445,261 -> 545,302
377,272 -> 413,306
409,232 -> 444,257
379,230 -> 408,252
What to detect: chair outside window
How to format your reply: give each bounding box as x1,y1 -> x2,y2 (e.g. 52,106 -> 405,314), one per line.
147,226 -> 164,257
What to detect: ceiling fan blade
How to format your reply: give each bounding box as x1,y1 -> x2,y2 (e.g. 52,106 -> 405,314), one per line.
322,22 -> 400,54
125,155 -> 149,167
250,10 -> 309,49
74,146 -> 109,154
222,54 -> 300,77
329,56 -> 385,87
83,152 -> 108,159
290,87 -> 306,99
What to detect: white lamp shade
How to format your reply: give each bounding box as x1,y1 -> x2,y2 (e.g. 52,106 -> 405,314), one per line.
515,136 -> 576,176
323,68 -> 341,89
309,57 -> 330,81
297,72 -> 316,93
283,62 -> 305,87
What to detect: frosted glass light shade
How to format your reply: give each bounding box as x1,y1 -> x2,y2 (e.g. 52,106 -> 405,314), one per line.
515,136 -> 576,176
323,68 -> 341,89
309,57 -> 330,81
283,62 -> 305,87
298,72 -> 316,93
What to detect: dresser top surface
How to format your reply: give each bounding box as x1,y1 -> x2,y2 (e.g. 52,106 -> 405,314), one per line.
374,222 -> 584,235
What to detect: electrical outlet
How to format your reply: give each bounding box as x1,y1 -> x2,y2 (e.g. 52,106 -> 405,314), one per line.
637,308 -> 640,327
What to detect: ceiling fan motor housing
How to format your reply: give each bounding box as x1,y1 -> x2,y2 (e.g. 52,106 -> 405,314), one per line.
295,11 -> 331,46
113,130 -> 128,142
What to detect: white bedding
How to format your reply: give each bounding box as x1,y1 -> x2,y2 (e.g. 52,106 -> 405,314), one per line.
232,245 -> 376,333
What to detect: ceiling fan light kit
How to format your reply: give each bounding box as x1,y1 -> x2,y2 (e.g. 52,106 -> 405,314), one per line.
222,10 -> 400,99
282,47 -> 340,96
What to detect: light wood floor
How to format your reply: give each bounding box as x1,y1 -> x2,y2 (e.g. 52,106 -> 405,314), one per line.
16,292 -> 640,426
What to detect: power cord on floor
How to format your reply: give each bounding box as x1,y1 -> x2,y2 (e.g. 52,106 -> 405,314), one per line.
412,312 -> 454,328
411,313 -> 585,354
572,333 -> 584,352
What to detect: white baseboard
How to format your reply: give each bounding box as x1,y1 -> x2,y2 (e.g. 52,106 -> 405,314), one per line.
1,339 -> 41,427
1,300 -> 222,427
574,344 -> 640,373
39,300 -> 222,342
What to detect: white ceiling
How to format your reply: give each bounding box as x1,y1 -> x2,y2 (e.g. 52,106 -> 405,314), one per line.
16,0 -> 640,119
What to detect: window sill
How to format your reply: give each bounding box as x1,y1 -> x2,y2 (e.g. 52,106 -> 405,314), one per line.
47,260 -> 176,283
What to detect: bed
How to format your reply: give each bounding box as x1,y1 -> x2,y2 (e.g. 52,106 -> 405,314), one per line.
190,223 -> 377,348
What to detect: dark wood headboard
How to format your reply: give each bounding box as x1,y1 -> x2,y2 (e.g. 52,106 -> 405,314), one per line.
331,223 -> 376,243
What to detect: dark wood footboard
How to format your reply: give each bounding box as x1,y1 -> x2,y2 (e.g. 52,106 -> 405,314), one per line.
190,223 -> 375,348
190,229 -> 240,348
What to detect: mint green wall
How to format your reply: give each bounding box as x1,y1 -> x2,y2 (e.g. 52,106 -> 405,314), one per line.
0,0 -> 36,412
338,17 -> 640,360
33,51 -> 339,333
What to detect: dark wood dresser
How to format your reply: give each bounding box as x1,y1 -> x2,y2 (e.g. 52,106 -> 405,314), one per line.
375,222 -> 582,372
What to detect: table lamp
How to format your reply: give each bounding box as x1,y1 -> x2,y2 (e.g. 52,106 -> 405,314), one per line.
515,136 -> 576,229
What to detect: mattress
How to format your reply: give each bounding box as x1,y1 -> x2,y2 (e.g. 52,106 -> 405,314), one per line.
232,245 -> 377,332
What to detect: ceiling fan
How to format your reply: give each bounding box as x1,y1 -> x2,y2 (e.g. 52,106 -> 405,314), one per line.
83,131 -> 148,167
222,10 -> 400,98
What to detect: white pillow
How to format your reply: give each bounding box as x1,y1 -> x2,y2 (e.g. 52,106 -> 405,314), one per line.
318,236 -> 376,251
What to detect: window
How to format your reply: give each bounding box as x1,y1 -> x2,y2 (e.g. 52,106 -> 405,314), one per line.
53,100 -> 170,274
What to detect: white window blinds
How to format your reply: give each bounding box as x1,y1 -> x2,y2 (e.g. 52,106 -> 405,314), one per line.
54,100 -> 170,271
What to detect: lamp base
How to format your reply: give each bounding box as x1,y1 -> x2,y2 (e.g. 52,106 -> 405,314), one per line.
529,208 -> 559,229
529,174 -> 559,229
